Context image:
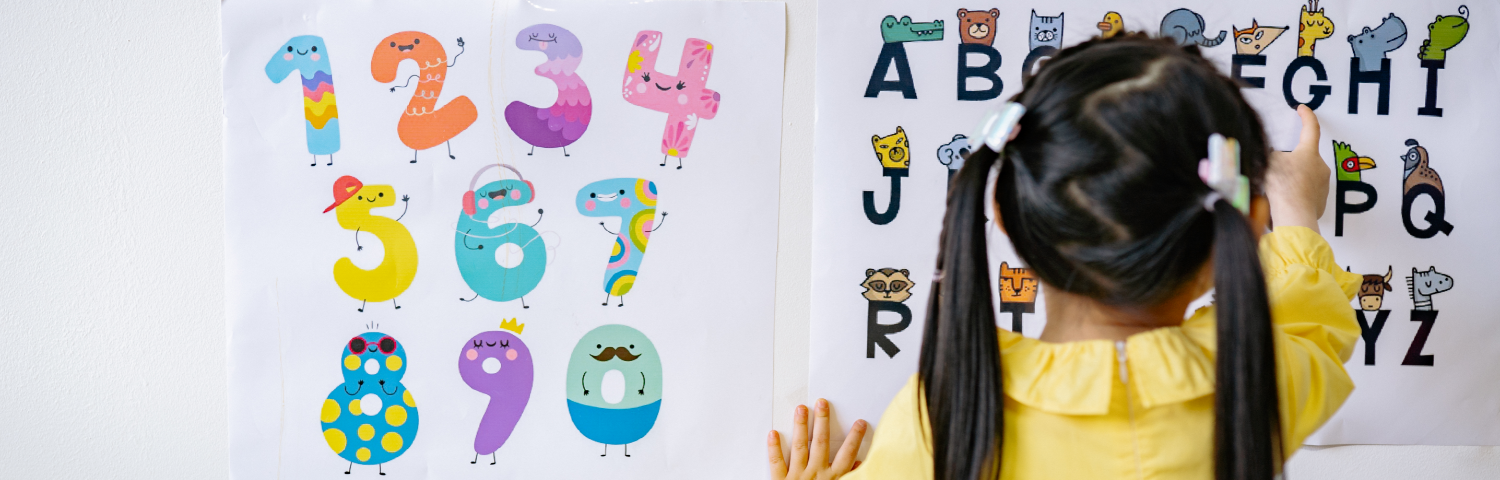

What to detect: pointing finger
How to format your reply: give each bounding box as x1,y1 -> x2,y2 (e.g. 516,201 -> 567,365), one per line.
1296,104 -> 1321,152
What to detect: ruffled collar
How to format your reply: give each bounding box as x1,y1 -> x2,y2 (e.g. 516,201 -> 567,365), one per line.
998,309 -> 1218,415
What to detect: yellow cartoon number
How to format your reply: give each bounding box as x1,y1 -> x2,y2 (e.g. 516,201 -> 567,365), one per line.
324,176 -> 419,311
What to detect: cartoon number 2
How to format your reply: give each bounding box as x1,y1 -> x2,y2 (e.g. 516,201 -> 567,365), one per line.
456,165 -> 548,307
266,35 -> 340,166
621,31 -> 721,169
576,179 -> 666,307
371,32 -> 476,163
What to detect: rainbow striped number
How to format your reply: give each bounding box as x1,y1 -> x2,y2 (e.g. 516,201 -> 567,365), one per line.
576,179 -> 665,307
266,35 -> 340,166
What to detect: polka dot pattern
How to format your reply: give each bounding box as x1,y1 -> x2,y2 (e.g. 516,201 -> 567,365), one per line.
358,424 -> 375,441
381,432 -> 403,453
322,332 -> 420,466
324,428 -> 347,454
385,405 -> 407,427
320,399 -> 340,423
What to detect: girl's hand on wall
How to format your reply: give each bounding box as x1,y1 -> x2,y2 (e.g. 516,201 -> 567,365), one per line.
768,399 -> 867,480
1266,104 -> 1330,234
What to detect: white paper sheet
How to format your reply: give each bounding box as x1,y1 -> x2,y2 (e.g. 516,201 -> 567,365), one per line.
223,0 -> 786,477
810,0 -> 1500,447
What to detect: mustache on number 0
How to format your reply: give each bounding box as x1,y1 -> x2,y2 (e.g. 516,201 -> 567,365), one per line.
590,347 -> 641,362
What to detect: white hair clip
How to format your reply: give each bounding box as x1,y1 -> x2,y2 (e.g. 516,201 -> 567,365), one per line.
1199,133 -> 1250,214
969,102 -> 1027,153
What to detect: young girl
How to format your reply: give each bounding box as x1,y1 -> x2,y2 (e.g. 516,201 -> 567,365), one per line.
769,34 -> 1360,480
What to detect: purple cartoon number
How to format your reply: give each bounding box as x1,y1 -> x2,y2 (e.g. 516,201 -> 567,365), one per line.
458,320 -> 534,465
506,24 -> 591,157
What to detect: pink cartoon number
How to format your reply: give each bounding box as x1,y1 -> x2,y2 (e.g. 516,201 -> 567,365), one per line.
621,31 -> 720,170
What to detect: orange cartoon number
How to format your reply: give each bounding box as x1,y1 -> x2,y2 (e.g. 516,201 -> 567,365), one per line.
371,32 -> 477,163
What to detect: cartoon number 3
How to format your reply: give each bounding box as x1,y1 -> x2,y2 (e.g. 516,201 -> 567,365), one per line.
621,31 -> 720,170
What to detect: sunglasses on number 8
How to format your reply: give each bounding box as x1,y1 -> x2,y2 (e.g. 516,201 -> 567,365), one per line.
349,336 -> 398,355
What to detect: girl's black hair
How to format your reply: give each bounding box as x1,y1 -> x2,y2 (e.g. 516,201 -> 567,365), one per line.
918,33 -> 1280,480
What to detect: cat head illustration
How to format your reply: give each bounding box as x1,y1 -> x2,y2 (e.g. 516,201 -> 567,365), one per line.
998,262 -> 1040,304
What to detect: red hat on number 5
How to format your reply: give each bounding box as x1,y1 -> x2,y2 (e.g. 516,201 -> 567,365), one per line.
323,175 -> 363,213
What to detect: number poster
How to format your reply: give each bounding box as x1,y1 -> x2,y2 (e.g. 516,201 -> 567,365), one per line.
222,0 -> 786,477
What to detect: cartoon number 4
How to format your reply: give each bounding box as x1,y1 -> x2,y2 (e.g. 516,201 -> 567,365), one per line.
621,31 -> 720,170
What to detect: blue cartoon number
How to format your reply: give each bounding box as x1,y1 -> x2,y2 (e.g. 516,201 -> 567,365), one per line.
566,324 -> 663,456
266,35 -> 340,166
321,332 -> 419,474
576,179 -> 666,307
456,165 -> 548,307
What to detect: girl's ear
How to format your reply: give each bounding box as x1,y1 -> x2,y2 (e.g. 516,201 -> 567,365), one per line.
1248,195 -> 1271,238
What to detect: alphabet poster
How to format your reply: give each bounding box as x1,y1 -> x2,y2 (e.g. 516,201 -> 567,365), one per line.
222,0 -> 785,477
810,0 -> 1500,446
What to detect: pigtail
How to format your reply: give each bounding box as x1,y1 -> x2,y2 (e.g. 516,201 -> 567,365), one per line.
919,143 -> 1004,480
1208,198 -> 1283,480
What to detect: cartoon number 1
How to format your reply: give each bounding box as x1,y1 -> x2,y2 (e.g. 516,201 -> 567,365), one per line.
621,31 -> 721,170
266,35 -> 340,166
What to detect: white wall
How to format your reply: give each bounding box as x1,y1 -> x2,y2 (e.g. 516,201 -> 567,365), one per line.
0,0 -> 1495,477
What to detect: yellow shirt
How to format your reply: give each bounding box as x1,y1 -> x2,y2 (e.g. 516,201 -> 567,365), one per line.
844,226 -> 1362,480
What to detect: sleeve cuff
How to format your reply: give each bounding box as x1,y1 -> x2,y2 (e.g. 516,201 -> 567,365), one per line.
1258,226 -> 1362,300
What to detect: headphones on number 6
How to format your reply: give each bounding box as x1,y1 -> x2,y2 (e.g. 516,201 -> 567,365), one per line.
462,164 -> 535,216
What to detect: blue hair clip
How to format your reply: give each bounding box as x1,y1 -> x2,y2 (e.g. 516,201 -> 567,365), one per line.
969,102 -> 1027,152
1201,133 -> 1250,214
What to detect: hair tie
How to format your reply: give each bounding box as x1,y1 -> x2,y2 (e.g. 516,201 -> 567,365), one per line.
1203,192 -> 1223,211
1198,134 -> 1250,214
969,102 -> 1027,153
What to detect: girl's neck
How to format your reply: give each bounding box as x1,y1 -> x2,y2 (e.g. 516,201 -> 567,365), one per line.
1037,285 -> 1197,343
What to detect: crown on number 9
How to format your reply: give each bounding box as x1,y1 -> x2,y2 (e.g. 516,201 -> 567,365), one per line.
500,318 -> 525,334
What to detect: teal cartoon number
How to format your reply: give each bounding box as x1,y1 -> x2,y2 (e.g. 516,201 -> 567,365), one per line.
456,164 -> 548,307
566,324 -> 662,456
